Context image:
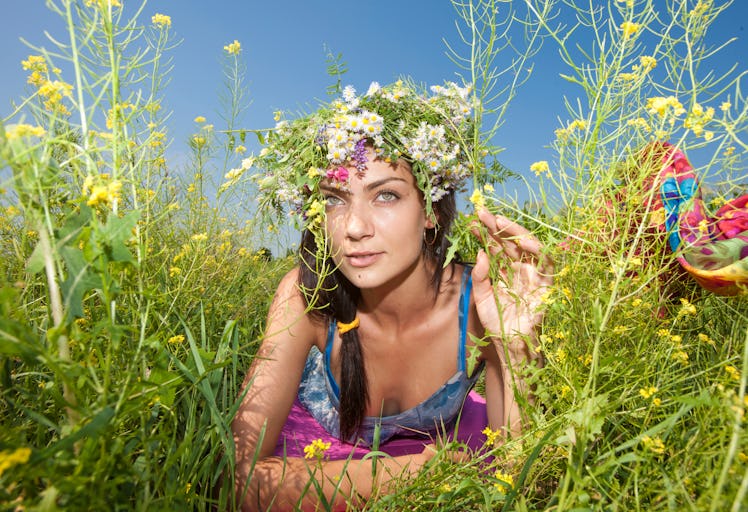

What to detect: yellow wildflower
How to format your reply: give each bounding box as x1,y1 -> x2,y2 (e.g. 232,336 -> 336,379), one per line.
570,119 -> 587,131
672,349 -> 689,366
482,426 -> 501,447
192,135 -> 206,148
151,13 -> 171,27
639,386 -> 658,399
307,200 -> 326,226
167,334 -> 185,344
87,180 -> 122,207
0,447 -> 32,478
22,55 -> 48,86
720,101 -> 731,112
235,145 -> 247,154
724,365 -> 740,381
612,325 -> 628,335
224,40 -> 241,55
493,470 -> 514,492
37,79 -> 74,116
303,438 -> 331,460
698,333 -> 715,346
641,435 -> 665,455
621,21 -> 640,39
469,188 -> 485,209
168,266 -> 181,277
530,160 -> 550,176
273,111 -> 282,122
678,298 -> 697,317
191,233 -> 208,242
5,123 -> 46,140
647,96 -> 685,118
639,56 -> 657,71
307,167 -> 321,179
652,397 -> 662,407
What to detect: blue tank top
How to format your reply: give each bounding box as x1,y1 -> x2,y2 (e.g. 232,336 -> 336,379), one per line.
296,266 -> 485,446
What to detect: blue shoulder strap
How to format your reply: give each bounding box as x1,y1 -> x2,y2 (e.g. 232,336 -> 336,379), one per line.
458,265 -> 472,372
324,323 -> 340,398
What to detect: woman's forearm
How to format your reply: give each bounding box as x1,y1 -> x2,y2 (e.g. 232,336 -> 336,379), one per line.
237,451 -> 429,511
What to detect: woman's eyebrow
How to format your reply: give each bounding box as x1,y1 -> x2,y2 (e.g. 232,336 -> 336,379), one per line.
319,176 -> 408,193
365,177 -> 407,191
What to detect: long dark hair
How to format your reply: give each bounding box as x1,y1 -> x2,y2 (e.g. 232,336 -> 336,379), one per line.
298,185 -> 458,440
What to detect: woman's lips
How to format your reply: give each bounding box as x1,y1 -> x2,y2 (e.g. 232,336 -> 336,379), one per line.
346,252 -> 382,268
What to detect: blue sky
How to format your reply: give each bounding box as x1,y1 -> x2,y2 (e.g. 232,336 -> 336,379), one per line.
1,1 -> 747,204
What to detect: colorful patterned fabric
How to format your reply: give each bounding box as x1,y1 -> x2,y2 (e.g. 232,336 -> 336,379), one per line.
649,141 -> 748,295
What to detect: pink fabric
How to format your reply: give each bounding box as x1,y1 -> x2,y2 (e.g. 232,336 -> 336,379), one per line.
273,391 -> 488,460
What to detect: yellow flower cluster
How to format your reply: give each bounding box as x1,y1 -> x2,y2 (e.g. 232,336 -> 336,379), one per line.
0,447 -> 32,478
106,102 -> 134,130
530,160 -> 550,177
168,334 -> 185,344
555,119 -> 587,141
641,435 -> 665,455
224,40 -> 241,55
194,115 -> 206,123
678,298 -> 697,317
482,426 -> 501,447
724,365 -> 740,381
683,103 -> 715,139
639,386 -> 658,399
85,0 -> 121,7
690,0 -> 712,18
151,13 -> 171,27
21,55 -> 49,87
37,79 -> 74,116
306,200 -> 326,227
469,188 -> 486,209
303,438 -> 331,460
83,175 -> 122,207
646,96 -> 686,118
620,21 -> 640,39
493,470 -> 514,492
4,123 -> 46,140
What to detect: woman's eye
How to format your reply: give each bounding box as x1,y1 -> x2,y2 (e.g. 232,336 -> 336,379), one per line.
377,191 -> 399,202
324,195 -> 343,206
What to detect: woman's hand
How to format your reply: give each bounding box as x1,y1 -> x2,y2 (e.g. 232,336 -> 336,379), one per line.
471,208 -> 553,358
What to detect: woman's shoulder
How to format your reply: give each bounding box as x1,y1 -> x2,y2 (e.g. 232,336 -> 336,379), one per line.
267,266 -> 327,347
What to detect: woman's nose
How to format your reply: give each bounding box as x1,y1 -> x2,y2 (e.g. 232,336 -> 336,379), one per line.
344,202 -> 373,240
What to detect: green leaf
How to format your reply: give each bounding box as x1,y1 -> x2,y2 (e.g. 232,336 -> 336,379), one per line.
466,333 -> 490,377
0,316 -> 42,362
26,241 -> 46,275
38,406 -> 115,457
101,210 -> 140,263
59,246 -> 102,318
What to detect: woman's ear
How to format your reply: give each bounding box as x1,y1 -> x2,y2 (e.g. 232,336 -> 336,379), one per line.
425,212 -> 437,229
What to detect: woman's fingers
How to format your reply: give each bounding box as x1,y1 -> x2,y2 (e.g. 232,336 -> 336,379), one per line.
474,208 -> 544,263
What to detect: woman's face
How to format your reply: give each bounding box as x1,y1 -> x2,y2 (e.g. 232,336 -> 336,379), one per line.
321,156 -> 433,290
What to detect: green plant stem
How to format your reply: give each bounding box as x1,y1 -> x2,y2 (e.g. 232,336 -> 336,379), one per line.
37,217 -> 79,424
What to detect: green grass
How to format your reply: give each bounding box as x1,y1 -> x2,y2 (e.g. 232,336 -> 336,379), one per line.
1,0 -> 746,510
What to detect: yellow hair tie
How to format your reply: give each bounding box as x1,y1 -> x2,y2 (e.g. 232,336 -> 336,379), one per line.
337,317 -> 360,335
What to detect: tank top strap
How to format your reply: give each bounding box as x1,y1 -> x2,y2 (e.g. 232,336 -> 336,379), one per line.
324,264 -> 473,395
324,322 -> 340,398
457,265 -> 473,373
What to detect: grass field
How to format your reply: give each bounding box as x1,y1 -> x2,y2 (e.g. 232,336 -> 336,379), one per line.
1,1 -> 746,510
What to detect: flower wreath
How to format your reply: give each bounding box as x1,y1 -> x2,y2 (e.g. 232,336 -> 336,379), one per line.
245,78 -> 483,232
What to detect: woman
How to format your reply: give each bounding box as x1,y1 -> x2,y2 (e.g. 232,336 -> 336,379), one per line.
232,80 -> 551,510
